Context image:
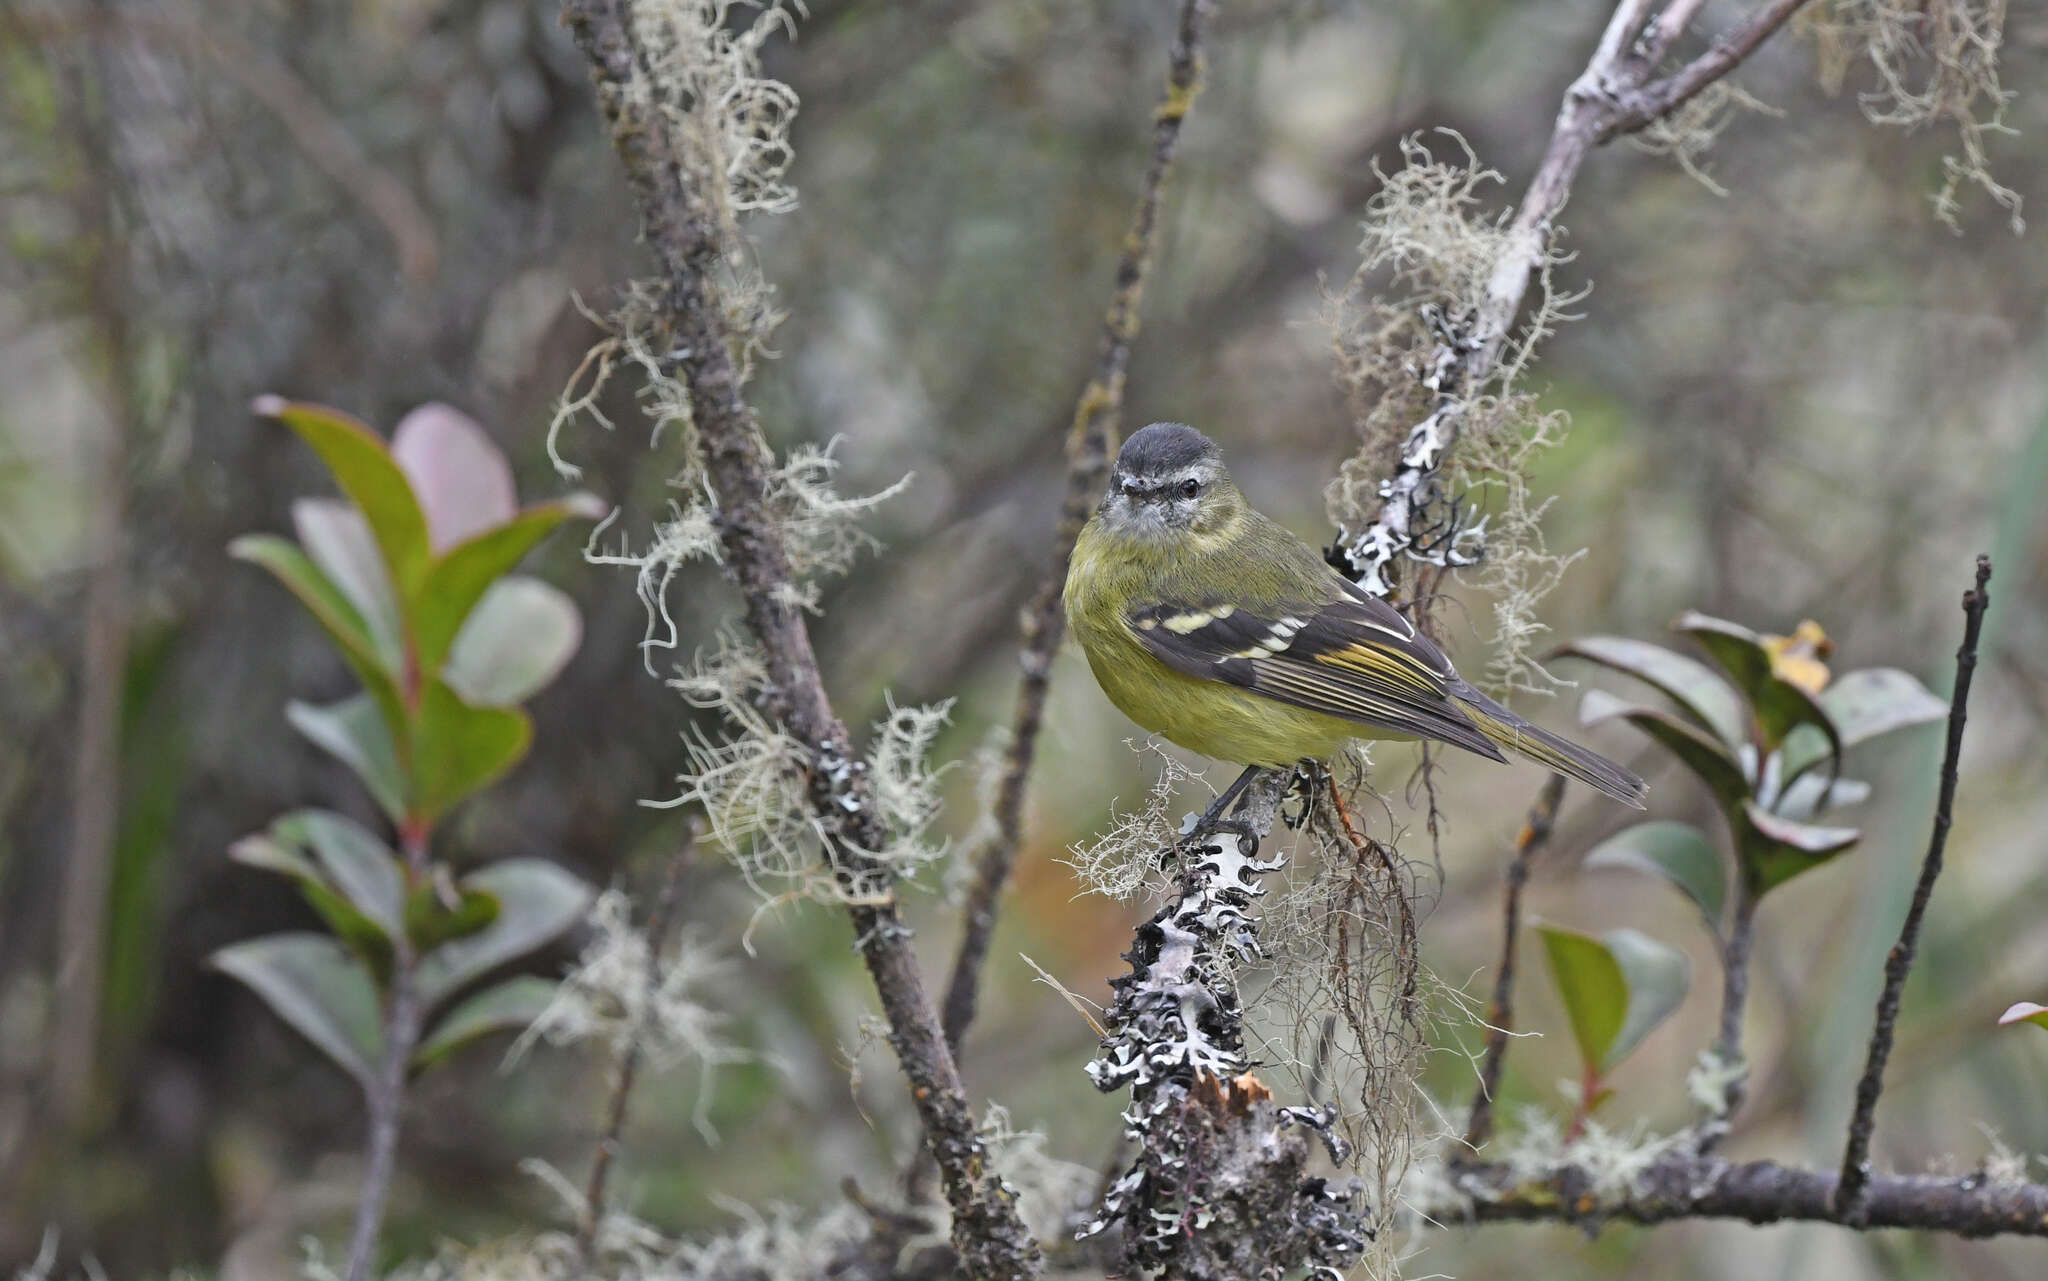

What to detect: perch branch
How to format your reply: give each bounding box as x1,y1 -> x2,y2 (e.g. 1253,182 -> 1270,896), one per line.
558,3 -> 1038,1275
1461,775 -> 1566,1152
939,0 -> 1212,1056
1835,555 -> 1992,1219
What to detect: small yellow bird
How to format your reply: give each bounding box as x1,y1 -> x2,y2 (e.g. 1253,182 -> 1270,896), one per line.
1064,422 -> 1646,808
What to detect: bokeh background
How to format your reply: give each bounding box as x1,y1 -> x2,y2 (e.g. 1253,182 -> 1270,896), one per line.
2,1 -> 2045,1278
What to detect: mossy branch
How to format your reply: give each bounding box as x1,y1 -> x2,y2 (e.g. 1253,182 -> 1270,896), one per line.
558,3 -> 1039,1275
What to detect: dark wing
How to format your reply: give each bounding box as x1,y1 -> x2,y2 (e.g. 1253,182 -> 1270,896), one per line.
1126,584 -> 1507,762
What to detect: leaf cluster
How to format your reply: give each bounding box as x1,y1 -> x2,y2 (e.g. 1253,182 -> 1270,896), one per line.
214,400 -> 603,1091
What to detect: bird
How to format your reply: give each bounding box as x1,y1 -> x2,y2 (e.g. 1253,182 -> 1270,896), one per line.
1063,422 -> 1646,812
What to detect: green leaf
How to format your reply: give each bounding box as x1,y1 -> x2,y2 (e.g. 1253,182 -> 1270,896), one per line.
414,859 -> 591,1013
1674,612 -> 1844,759
1773,773 -> 1870,821
1549,636 -> 1748,749
292,498 -> 403,671
1775,723 -> 1835,790
410,679 -> 533,823
228,830 -> 320,882
287,695 -> 405,824
1539,924 -> 1628,1075
411,976 -> 557,1071
211,933 -> 384,1090
1998,1002 -> 2048,1033
1583,820 -> 1727,927
293,810 -> 405,939
442,577 -> 583,707
1602,928 -> 1692,1071
254,397 -> 432,596
1737,801 -> 1862,895
405,882 -> 502,952
229,535 -> 406,733
1580,688 -> 1752,807
229,819 -> 394,971
410,496 -> 605,675
1819,668 -> 1950,747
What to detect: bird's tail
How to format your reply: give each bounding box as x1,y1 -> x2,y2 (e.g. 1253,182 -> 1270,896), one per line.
1452,687 -> 1647,809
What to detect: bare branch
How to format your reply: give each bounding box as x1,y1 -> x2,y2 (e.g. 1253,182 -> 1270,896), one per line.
1461,775 -> 1566,1152
1636,0 -> 1712,69
1607,0 -> 1818,137
346,829 -> 431,1281
558,3 -> 1038,1274
941,0 -> 1212,1056
1455,1149 -> 2048,1238
1835,554 -> 1993,1219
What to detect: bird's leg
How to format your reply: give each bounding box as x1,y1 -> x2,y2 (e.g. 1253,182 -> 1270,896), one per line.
1201,764 -> 1262,825
1284,759 -> 1328,830
1184,764 -> 1264,851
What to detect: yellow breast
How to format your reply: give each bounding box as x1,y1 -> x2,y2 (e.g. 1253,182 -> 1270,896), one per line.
1064,521 -> 1373,767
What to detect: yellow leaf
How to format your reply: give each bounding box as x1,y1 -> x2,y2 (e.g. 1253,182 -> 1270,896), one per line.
1763,619 -> 1834,694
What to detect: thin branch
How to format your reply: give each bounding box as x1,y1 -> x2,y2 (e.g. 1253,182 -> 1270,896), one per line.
346,829 -> 431,1281
1454,1150 -> 2048,1237
1835,554 -> 1993,1220
1698,877 -> 1759,1150
1636,0 -> 1712,70
578,820 -> 701,1257
346,954 -> 421,1281
557,3 -> 1038,1275
1606,0 -> 1818,137
939,0 -> 1212,1057
1461,775 -> 1566,1152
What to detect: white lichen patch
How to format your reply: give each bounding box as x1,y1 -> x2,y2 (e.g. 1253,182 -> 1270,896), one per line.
367,1162 -> 872,1281
976,1106 -> 1100,1244
1325,132 -> 1589,693
1628,81 -> 1785,198
511,890 -> 746,1082
1802,0 -> 2021,232
767,441 -> 915,612
1061,744 -> 1200,901
861,696 -> 956,871
653,637 -> 958,921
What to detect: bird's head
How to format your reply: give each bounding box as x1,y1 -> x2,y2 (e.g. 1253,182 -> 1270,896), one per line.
1099,422 -> 1245,542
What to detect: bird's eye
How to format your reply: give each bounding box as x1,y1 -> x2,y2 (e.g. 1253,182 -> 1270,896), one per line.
1180,478 -> 1201,499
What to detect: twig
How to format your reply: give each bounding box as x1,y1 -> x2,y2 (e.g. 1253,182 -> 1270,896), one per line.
1461,775 -> 1566,1152
1454,1149 -> 2048,1236
1606,0 -> 1817,137
345,829 -> 431,1281
346,960 -> 419,1281
1834,555 -> 1992,1220
558,3 -> 1038,1275
577,820 -> 701,1256
1697,876 -> 1759,1150
939,0 -> 1212,1056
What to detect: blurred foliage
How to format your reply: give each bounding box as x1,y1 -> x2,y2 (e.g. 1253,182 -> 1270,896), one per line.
0,1 -> 2044,1279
